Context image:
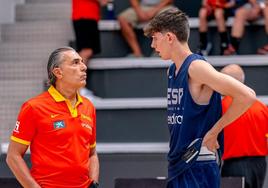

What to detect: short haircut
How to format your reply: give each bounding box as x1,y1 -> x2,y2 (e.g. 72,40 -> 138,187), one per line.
47,46 -> 75,86
144,8 -> 190,43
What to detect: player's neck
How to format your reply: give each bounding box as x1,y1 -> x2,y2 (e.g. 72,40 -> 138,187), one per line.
172,44 -> 192,72
55,83 -> 78,104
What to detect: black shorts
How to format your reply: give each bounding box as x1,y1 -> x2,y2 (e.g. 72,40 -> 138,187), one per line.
221,156 -> 267,188
73,19 -> 101,54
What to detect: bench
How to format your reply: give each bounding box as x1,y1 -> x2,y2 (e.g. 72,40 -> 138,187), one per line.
98,17 -> 265,31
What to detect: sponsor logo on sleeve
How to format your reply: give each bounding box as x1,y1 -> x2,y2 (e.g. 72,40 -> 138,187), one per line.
14,121 -> 20,133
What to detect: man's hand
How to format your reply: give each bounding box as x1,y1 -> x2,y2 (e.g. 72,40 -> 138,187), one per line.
89,181 -> 99,188
224,0 -> 235,8
99,0 -> 108,6
136,10 -> 152,22
146,8 -> 160,19
137,8 -> 161,22
202,130 -> 219,153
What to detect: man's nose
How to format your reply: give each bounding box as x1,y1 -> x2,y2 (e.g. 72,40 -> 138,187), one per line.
81,62 -> 87,71
151,41 -> 155,48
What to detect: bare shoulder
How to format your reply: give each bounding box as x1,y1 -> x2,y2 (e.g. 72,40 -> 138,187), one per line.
188,59 -> 218,81
188,60 -> 255,98
189,59 -> 214,70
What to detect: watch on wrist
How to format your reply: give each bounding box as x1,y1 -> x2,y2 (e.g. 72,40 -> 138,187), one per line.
90,181 -> 99,188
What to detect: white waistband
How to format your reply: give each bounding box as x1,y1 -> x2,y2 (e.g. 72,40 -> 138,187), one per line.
197,146 -> 216,161
199,146 -> 215,155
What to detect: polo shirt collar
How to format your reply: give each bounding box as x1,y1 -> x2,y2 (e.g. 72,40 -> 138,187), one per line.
48,85 -> 83,104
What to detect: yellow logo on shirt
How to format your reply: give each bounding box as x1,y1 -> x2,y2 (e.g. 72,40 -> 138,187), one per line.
82,123 -> 92,134
81,114 -> 92,122
50,114 -> 60,118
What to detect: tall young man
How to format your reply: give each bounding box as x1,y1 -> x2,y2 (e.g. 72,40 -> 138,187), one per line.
144,8 -> 256,187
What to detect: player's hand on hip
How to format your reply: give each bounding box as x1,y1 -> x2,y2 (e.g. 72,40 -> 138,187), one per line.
202,131 -> 220,153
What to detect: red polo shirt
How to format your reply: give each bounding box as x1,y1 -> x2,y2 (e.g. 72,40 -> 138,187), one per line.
11,86 -> 96,188
72,0 -> 100,21
222,96 -> 268,160
207,0 -> 226,8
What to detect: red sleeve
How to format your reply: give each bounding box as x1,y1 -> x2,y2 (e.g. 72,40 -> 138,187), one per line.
11,102 -> 37,145
221,96 -> 232,114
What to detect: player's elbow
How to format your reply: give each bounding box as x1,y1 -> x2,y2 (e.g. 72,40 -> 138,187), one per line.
6,152 -> 13,168
243,88 -> 256,107
6,150 -> 19,169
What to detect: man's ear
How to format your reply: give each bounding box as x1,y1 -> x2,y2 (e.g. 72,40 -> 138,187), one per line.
166,32 -> 175,43
52,67 -> 63,79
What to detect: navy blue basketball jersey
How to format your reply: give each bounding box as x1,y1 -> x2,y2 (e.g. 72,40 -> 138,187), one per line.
167,54 -> 223,180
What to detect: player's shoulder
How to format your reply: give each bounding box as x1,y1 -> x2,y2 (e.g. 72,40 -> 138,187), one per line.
19,92 -> 48,114
254,99 -> 268,110
190,54 -> 209,65
189,58 -> 213,73
25,91 -> 51,108
81,96 -> 95,108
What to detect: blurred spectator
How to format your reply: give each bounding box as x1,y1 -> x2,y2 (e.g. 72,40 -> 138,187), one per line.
257,0 -> 268,54
224,0 -> 268,55
72,0 -> 108,100
197,0 -> 235,55
221,64 -> 268,188
118,0 -> 174,57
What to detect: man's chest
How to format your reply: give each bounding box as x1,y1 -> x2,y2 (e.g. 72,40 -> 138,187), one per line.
34,106 -> 94,140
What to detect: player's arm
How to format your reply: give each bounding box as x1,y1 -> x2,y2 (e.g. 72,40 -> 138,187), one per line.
89,107 -> 99,184
202,0 -> 208,7
189,60 -> 256,150
130,0 -> 150,21
89,147 -> 99,183
98,0 -> 108,6
249,0 -> 257,5
6,141 -> 41,188
130,0 -> 142,13
224,0 -> 235,9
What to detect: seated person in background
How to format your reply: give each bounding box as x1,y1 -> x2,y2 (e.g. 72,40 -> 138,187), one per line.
72,0 -> 108,100
197,0 -> 235,55
257,0 -> 268,54
224,0 -> 268,55
221,64 -> 268,188
118,0 -> 174,57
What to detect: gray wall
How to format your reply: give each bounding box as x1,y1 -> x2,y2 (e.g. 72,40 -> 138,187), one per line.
0,0 -> 25,24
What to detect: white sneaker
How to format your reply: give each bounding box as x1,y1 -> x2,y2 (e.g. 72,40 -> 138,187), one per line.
197,42 -> 212,56
79,87 -> 101,103
201,42 -> 212,56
